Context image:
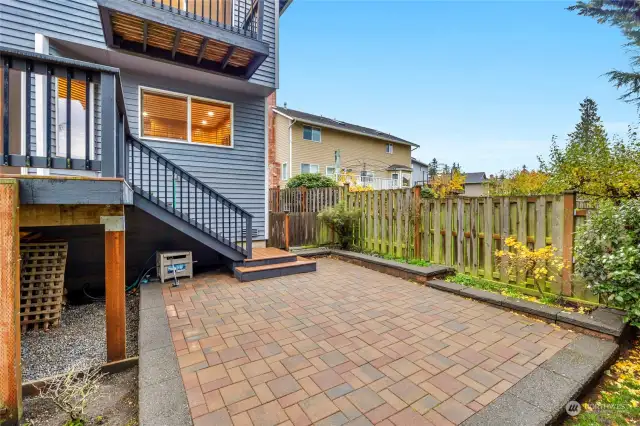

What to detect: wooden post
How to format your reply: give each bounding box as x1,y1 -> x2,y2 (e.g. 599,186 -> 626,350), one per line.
284,212 -> 290,251
300,186 -> 307,213
101,215 -> 126,362
0,179 -> 22,425
413,185 -> 422,259
562,191 -> 576,296
275,186 -> 280,212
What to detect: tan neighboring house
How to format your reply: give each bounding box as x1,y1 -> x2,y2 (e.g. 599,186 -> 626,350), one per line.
463,172 -> 488,196
272,106 -> 418,189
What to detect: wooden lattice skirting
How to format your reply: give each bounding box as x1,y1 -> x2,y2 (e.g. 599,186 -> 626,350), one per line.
20,242 -> 68,332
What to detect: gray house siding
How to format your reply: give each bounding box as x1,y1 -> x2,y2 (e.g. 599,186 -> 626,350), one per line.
0,0 -> 277,88
122,71 -> 266,239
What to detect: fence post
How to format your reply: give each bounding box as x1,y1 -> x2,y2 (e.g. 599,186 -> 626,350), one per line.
343,183 -> 350,203
413,185 -> 422,259
275,186 -> 280,212
0,179 -> 21,425
301,186 -> 307,213
284,211 -> 290,251
562,190 -> 576,296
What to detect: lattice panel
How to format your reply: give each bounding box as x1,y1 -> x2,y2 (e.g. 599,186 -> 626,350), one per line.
20,242 -> 68,331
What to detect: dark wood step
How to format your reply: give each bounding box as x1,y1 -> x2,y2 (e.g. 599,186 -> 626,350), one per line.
234,258 -> 317,282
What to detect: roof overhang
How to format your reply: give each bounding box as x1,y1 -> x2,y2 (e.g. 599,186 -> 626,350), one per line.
280,0 -> 294,15
96,0 -> 269,79
387,166 -> 413,172
273,109 -> 419,148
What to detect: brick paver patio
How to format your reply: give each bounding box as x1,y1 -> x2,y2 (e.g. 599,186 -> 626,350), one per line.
162,258 -> 578,426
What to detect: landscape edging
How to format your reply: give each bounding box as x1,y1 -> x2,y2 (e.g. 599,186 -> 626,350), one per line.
293,247 -> 628,340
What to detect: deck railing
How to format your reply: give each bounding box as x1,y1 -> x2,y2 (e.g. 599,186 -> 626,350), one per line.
0,47 -> 128,176
134,0 -> 263,40
127,136 -> 253,257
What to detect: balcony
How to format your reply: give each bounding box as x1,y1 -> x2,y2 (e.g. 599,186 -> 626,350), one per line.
96,0 -> 269,79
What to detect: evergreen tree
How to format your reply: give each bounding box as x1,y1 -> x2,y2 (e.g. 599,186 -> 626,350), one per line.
429,158 -> 438,178
569,1 -> 640,103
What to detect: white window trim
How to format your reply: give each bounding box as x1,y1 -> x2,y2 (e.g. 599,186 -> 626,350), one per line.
281,162 -> 288,180
138,85 -> 234,149
325,165 -> 336,176
302,125 -> 321,142
386,143 -> 393,154
300,163 -> 320,174
54,79 -> 95,160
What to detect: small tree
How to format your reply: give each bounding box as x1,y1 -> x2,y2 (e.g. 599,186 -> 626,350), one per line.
496,237 -> 565,297
37,362 -> 106,425
575,199 -> 640,325
485,168 -> 550,196
318,201 -> 360,249
287,173 -> 337,189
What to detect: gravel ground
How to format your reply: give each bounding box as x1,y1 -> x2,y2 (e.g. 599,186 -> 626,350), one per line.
22,293 -> 140,382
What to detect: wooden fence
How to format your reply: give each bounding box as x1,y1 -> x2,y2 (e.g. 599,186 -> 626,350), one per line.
269,187 -> 341,213
268,185 -> 598,302
268,212 -> 335,249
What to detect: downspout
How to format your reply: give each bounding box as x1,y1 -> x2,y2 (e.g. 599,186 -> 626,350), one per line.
288,118 -> 296,179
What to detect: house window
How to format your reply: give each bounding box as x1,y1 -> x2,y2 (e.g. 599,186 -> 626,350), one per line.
326,166 -> 336,176
281,163 -> 288,180
391,173 -> 399,180
301,163 -> 319,174
140,87 -> 232,147
386,143 -> 393,154
303,126 -> 321,142
56,78 -> 94,158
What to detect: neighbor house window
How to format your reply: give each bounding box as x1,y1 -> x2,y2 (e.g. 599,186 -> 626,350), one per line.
140,88 -> 232,147
301,163 -> 319,174
281,163 -> 288,180
392,173 -> 399,180
303,126 -> 321,142
56,78 -> 93,158
326,166 -> 336,176
386,143 -> 393,154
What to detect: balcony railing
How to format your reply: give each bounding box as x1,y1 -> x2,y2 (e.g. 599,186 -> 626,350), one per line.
134,0 -> 263,40
335,174 -> 411,191
0,47 -> 128,176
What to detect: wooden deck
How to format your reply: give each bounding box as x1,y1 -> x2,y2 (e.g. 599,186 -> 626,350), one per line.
249,247 -> 296,260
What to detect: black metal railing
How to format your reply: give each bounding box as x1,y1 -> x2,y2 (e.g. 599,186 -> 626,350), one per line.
0,47 -> 128,176
127,136 -> 253,257
137,0 -> 263,40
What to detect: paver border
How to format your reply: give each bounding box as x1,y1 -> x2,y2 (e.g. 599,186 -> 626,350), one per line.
293,248 -> 628,340
138,283 -> 192,426
462,333 -> 619,426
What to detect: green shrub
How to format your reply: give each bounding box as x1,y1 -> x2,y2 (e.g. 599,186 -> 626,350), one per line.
318,201 -> 360,249
575,199 -> 640,325
286,173 -> 337,189
420,187 -> 436,199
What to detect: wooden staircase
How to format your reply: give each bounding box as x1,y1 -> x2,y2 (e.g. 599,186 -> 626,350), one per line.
233,248 -> 316,282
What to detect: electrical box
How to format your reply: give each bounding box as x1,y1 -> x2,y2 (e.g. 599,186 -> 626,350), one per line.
156,251 -> 193,283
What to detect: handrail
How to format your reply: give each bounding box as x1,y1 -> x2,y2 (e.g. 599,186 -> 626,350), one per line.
128,136 -> 253,218
127,136 -> 253,258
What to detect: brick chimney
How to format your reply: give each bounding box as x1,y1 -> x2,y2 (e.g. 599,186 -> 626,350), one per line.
267,92 -> 280,188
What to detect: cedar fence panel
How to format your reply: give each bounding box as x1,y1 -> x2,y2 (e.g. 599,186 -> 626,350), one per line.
268,187 -> 598,303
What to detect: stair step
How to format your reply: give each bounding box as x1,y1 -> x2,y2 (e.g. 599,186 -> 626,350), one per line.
242,248 -> 298,267
234,258 -> 317,282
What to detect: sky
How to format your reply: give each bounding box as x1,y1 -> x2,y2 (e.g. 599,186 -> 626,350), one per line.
277,0 -> 639,175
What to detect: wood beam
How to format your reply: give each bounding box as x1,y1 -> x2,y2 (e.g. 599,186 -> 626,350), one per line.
0,179 -> 21,425
197,38 -> 209,64
20,204 -> 124,227
142,21 -> 148,52
103,216 -> 126,362
171,29 -> 182,59
221,46 -> 236,70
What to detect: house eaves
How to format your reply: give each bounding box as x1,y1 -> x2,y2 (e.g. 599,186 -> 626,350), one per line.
272,108 -> 419,148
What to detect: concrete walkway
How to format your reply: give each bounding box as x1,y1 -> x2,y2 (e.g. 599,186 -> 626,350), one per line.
141,258 -> 617,426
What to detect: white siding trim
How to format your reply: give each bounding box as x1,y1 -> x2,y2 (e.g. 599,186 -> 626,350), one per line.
264,97 -> 269,240
34,33 -> 49,176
